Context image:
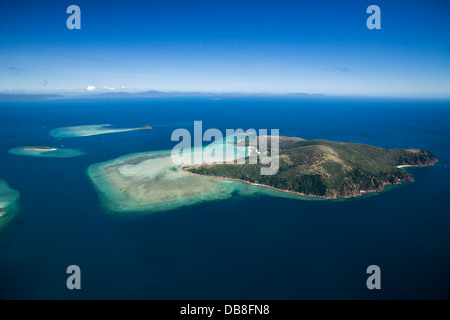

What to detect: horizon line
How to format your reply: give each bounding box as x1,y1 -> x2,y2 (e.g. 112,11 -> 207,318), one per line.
0,89 -> 450,101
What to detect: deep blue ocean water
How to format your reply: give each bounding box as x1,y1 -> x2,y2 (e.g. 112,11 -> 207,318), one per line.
0,96 -> 449,299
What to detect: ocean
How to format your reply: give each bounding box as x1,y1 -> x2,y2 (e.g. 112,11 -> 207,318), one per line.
0,96 -> 449,299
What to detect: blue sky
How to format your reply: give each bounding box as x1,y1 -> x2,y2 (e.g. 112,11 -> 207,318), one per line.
1,0 -> 449,97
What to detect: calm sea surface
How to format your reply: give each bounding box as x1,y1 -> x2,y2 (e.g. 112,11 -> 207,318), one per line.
0,96 -> 449,299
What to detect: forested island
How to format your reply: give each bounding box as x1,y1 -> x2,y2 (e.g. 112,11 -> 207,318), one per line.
184,136 -> 438,199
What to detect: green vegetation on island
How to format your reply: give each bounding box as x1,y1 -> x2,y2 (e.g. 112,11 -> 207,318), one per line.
185,137 -> 438,198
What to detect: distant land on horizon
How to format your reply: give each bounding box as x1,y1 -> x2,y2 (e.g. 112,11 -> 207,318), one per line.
1,90 -> 449,102
0,90 -> 327,101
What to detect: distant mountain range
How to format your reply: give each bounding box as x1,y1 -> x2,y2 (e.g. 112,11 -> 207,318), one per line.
0,93 -> 63,101
0,90 -> 324,101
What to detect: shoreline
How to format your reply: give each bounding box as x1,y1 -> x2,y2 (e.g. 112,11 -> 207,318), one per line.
397,161 -> 438,169
180,160 -> 438,200
179,166 -> 381,199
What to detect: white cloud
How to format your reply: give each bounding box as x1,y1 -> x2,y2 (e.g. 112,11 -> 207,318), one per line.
102,86 -> 116,91
87,86 -> 96,91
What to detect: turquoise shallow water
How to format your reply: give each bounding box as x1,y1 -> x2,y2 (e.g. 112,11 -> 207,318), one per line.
8,146 -> 84,158
0,179 -> 20,232
0,96 -> 449,299
87,138 -> 286,214
49,124 -> 151,138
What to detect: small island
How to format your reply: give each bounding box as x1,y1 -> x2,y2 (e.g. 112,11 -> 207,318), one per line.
22,146 -> 57,151
184,136 -> 438,199
9,146 -> 85,158
137,125 -> 152,130
50,124 -> 152,138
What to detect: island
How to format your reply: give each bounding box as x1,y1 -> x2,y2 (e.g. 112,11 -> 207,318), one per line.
87,136 -> 437,214
21,146 -> 57,151
9,146 -> 85,158
183,136 -> 438,199
137,125 -> 152,130
50,124 -> 152,138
